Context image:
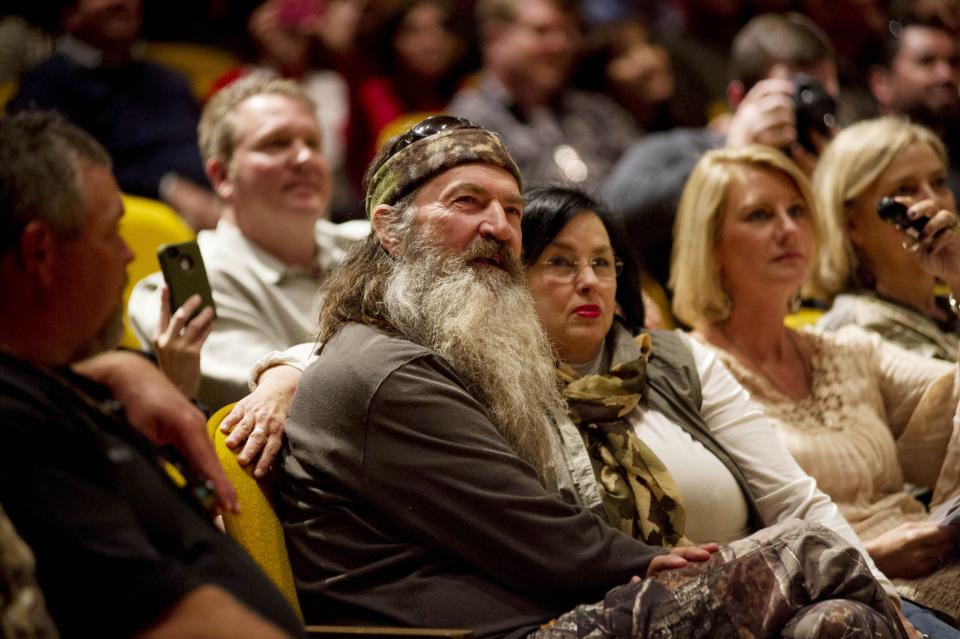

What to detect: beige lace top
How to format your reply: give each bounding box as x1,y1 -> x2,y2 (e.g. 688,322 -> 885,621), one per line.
694,325 -> 960,543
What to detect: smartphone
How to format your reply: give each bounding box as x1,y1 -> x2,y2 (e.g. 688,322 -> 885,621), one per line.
877,196 -> 928,237
157,240 -> 217,319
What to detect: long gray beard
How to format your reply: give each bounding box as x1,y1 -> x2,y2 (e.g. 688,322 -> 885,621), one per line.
383,233 -> 565,485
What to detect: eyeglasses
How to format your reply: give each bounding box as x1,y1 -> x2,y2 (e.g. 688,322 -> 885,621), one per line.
392,115 -> 481,154
536,256 -> 623,282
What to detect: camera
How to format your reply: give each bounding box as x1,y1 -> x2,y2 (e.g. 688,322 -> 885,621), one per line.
793,76 -> 837,155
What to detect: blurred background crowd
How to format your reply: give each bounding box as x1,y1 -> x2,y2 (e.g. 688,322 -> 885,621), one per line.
5,0 -> 955,229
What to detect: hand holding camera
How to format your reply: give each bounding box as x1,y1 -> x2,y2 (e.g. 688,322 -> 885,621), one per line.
726,75 -> 837,172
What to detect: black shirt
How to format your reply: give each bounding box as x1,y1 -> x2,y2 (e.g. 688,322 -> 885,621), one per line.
0,352 -> 304,638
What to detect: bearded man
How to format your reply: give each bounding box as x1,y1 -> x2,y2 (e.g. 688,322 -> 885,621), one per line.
274,116 -> 910,639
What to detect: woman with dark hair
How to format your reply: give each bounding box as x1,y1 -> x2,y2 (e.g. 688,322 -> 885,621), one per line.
519,184 -> 889,559
521,184 -> 645,330
345,0 -> 468,189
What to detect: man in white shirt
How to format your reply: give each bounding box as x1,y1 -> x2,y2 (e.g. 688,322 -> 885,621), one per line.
128,73 -> 368,412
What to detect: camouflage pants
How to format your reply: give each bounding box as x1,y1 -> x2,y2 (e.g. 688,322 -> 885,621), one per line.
0,504 -> 58,639
534,520 -> 905,639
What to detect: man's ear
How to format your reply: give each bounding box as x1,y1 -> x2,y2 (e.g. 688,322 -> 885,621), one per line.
206,156 -> 234,201
371,204 -> 402,255
480,19 -> 509,62
17,221 -> 60,287
868,65 -> 893,108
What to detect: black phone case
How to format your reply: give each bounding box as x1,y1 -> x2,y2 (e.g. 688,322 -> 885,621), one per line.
877,196 -> 928,234
157,240 -> 217,318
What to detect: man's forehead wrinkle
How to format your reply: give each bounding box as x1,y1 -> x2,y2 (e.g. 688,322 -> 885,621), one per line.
438,179 -> 523,202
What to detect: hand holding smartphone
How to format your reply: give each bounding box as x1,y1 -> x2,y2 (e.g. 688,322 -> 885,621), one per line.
157,241 -> 217,319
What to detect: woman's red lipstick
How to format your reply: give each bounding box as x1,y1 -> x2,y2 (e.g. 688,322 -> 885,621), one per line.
574,305 -> 601,318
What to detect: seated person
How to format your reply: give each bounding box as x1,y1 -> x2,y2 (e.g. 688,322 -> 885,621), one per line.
672,144 -> 960,623
272,116 -> 908,637
128,74 -> 368,412
0,111 -> 303,638
815,117 -> 960,361
234,178 -> 948,636
447,0 -> 638,194
6,0 -> 217,229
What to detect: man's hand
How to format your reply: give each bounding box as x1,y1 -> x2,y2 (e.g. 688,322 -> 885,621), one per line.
645,543 -> 720,577
726,78 -> 797,149
221,364 -> 302,478
864,521 -> 956,579
154,288 -> 214,400
75,351 -> 238,513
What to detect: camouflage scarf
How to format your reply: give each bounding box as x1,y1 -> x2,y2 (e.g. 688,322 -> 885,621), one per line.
559,330 -> 693,548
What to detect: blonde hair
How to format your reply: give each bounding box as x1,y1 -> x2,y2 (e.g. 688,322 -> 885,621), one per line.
813,116 -> 947,295
198,73 -> 316,167
670,145 -> 826,327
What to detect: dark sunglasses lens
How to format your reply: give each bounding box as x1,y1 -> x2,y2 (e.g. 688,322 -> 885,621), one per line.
412,115 -> 469,137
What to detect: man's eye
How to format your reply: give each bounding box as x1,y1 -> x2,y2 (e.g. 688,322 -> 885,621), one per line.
262,138 -> 289,150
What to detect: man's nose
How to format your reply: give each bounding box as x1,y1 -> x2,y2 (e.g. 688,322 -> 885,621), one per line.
478,201 -> 513,241
291,140 -> 317,164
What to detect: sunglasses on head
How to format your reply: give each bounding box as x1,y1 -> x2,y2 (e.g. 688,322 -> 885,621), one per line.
391,115 -> 481,155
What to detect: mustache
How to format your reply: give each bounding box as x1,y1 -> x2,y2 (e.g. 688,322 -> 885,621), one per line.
457,238 -> 523,276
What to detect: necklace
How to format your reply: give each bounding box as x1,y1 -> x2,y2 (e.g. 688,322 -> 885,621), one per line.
720,327 -> 812,400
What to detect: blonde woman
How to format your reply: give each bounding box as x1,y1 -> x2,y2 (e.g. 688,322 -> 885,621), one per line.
814,117 -> 960,361
671,144 -> 960,626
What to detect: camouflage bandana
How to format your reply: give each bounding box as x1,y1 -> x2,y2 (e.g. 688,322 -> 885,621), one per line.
365,127 -> 522,216
558,329 -> 693,549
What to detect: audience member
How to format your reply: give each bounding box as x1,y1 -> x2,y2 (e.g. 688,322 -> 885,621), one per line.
272,114 -> 908,638
0,111 -> 302,638
672,144 -> 960,624
654,0 -> 752,121
343,0 -> 468,193
867,11 -> 960,195
210,0 -> 358,219
448,0 -> 638,192
128,74 -> 368,412
7,0 -> 218,229
603,11 -> 837,287
815,117 -> 960,361
574,18 -> 691,132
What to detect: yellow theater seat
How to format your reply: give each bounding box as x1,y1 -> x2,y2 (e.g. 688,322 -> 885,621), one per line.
784,307 -> 824,329
0,80 -> 17,112
142,42 -> 240,101
119,194 -> 195,349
